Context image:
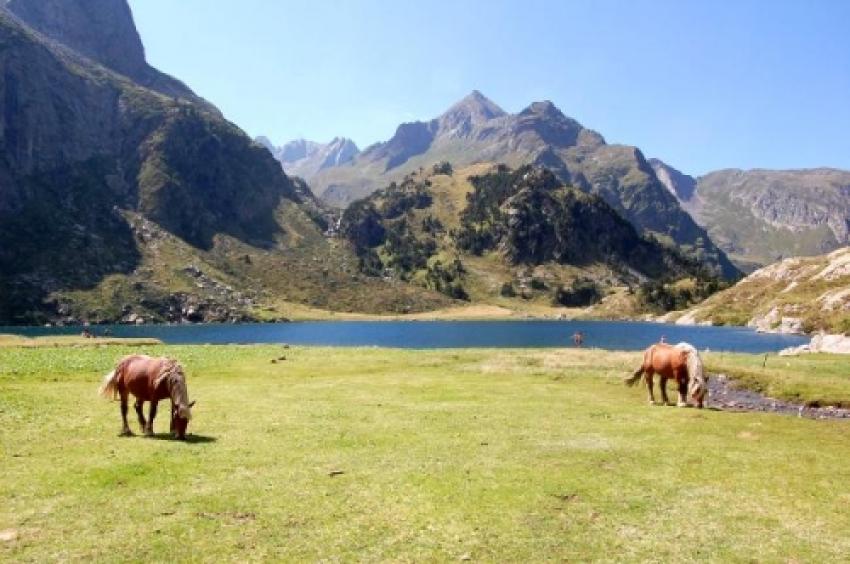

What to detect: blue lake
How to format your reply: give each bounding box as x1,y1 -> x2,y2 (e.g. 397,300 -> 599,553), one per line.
0,320 -> 809,353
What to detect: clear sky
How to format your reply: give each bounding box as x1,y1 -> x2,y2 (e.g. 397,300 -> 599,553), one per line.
128,0 -> 850,176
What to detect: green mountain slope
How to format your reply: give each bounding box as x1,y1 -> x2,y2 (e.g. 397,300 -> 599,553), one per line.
0,4 -> 450,324
671,247 -> 850,335
339,164 -> 726,317
650,160 -> 850,271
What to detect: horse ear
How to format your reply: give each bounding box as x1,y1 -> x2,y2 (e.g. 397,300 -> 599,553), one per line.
189,400 -> 196,408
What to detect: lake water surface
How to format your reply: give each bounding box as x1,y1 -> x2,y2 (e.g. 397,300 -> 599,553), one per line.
1,320 -> 809,353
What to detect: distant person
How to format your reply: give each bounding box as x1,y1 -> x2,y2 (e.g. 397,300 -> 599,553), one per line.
572,331 -> 584,347
81,328 -> 93,339
659,335 -> 666,344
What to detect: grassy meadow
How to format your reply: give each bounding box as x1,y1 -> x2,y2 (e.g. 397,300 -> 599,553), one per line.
2,343 -> 850,561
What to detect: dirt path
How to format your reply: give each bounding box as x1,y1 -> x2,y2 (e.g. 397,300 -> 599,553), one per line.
708,374 -> 850,420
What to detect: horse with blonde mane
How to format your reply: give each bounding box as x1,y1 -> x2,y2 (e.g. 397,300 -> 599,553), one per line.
98,355 -> 195,439
624,342 -> 708,408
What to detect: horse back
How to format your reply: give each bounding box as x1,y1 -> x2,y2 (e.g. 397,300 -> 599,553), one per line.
644,344 -> 687,375
117,355 -> 171,401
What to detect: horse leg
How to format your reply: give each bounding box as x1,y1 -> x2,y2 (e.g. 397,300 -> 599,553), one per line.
644,370 -> 657,405
134,400 -> 147,432
659,376 -> 670,405
119,390 -> 133,436
146,401 -> 158,436
676,370 -> 689,407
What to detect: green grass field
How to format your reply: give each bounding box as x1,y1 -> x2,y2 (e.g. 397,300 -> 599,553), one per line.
2,345 -> 849,561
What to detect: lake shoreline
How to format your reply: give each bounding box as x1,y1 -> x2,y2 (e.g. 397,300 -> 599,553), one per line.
0,319 -> 809,354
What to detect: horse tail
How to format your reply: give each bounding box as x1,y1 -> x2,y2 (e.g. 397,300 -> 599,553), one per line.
98,356 -> 131,400
98,370 -> 119,400
624,346 -> 652,386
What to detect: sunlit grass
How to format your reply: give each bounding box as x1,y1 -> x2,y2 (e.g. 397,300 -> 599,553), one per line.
2,345 -> 849,561
705,351 -> 850,407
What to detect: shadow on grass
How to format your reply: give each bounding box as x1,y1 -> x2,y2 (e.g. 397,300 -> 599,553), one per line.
147,433 -> 218,444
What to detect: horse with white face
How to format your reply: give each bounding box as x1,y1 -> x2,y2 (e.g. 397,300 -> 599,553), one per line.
624,342 -> 708,408
98,355 -> 196,439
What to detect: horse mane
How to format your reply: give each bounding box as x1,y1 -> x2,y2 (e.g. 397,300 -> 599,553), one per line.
674,342 -> 706,388
156,359 -> 192,420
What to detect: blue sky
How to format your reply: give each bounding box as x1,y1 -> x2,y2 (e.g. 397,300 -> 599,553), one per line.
128,0 -> 850,176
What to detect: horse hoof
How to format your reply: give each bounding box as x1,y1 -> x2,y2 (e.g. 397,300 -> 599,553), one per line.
120,430 -> 134,437
677,402 -> 688,408
648,401 -> 658,406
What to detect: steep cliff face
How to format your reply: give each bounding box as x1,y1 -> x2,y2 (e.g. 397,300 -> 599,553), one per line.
0,9 -> 303,321
3,0 -> 215,109
695,169 -> 850,262
650,159 -> 850,270
312,92 -> 738,279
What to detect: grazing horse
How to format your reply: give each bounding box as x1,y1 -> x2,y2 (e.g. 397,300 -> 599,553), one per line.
624,342 -> 708,408
98,355 -> 195,439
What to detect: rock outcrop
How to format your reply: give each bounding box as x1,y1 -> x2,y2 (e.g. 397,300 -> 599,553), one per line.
780,334 -> 850,356
673,248 -> 850,335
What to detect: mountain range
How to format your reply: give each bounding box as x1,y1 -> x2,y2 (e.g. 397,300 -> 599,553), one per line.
272,91 -> 738,278
2,0 -> 846,327
278,91 -> 849,274
650,160 -> 850,270
256,136 -> 360,179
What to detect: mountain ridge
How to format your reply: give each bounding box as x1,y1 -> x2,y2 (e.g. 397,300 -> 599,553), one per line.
650,159 -> 850,270
258,136 -> 360,179
3,0 -> 217,112
0,2 -> 450,324
306,91 -> 738,279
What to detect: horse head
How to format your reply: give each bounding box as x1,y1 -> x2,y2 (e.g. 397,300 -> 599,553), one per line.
688,374 -> 708,408
163,362 -> 195,439
676,342 -> 708,408
170,400 -> 196,440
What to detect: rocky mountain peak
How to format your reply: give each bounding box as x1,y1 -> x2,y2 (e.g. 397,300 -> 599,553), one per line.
262,136 -> 361,177
4,0 -> 213,109
520,100 -> 561,118
321,137 -> 360,168
5,0 -> 146,77
439,90 -> 506,133
513,100 -> 586,148
278,138 -> 318,162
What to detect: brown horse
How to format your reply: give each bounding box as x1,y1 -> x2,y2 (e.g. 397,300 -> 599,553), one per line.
624,342 -> 708,408
98,355 -> 195,439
